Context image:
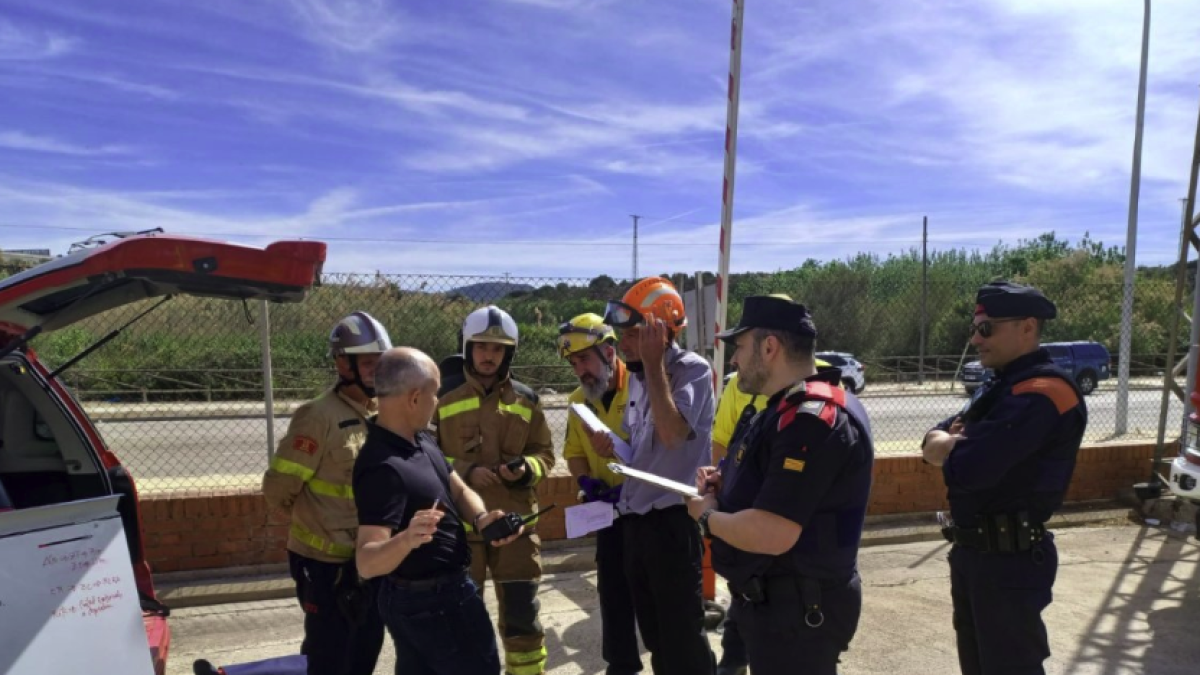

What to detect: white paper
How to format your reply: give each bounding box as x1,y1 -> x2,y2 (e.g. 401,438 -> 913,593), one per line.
607,463 -> 700,498
569,403 -> 635,464
564,501 -> 615,539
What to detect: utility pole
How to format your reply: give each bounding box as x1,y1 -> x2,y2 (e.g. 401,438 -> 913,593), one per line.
631,215 -> 641,280
1116,0 -> 1151,435
920,216 -> 928,386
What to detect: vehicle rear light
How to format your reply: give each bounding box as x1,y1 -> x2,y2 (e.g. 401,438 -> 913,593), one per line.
1185,448 -> 1200,467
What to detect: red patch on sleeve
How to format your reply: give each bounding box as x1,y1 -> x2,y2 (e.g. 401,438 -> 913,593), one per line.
293,436 -> 319,455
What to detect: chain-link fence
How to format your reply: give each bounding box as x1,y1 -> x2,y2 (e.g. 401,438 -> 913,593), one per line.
31,266 -> 1186,494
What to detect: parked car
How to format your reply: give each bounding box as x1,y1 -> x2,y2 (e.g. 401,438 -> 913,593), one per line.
0,234 -> 325,674
958,341 -> 1111,395
815,351 -> 866,394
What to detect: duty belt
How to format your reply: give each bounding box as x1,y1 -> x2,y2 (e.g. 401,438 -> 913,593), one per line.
387,568 -> 468,592
729,575 -> 849,628
942,512 -> 1045,554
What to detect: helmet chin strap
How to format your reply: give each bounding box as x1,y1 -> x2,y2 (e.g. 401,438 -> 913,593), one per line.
593,345 -> 612,370
338,354 -> 376,398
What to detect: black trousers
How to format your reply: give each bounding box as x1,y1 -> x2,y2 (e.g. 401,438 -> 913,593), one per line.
622,506 -> 714,675
597,516 -> 641,675
288,552 -> 385,675
718,584 -> 748,668
729,573 -> 861,675
949,534 -> 1058,675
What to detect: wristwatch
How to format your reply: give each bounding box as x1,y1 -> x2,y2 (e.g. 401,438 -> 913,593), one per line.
698,509 -> 716,539
472,512 -> 487,530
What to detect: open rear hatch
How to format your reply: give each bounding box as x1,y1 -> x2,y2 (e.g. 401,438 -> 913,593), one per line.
0,234 -> 326,674
0,235 -> 325,340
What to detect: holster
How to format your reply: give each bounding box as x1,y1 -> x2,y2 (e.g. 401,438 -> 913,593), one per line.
334,562 -> 374,626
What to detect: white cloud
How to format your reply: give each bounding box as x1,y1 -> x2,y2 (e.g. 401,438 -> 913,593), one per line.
284,0 -> 404,54
0,18 -> 76,60
0,131 -> 134,157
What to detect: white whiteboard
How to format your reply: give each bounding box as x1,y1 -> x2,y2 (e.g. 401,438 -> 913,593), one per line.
0,496 -> 154,675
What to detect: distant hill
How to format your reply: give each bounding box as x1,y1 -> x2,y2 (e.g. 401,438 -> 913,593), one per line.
448,281 -> 536,303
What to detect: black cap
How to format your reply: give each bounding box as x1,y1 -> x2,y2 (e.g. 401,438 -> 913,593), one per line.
975,281 -> 1057,319
716,295 -> 817,343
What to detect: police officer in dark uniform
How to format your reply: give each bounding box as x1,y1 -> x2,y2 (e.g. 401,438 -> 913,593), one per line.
922,281 -> 1087,675
686,295 -> 875,675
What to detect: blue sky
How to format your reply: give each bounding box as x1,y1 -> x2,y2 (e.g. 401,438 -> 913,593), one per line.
1,0 -> 1197,279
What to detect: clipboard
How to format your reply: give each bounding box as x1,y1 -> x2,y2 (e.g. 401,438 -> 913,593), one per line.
607,463 -> 699,498
569,403 -> 635,464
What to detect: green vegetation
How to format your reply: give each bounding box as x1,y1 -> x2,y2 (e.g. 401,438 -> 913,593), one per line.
17,232 -> 1186,401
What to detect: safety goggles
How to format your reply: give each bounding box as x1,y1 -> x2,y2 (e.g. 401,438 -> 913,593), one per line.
968,317 -> 1026,339
603,300 -> 644,329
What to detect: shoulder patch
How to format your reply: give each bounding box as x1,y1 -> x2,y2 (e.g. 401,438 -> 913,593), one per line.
292,435 -> 319,455
1013,377 -> 1079,414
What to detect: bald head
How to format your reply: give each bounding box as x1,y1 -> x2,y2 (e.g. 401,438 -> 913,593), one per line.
374,347 -> 439,399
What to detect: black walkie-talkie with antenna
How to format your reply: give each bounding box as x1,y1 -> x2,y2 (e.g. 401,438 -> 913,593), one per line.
481,504 -> 557,543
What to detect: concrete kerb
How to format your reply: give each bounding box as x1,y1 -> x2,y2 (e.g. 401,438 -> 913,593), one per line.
153,501 -> 1137,610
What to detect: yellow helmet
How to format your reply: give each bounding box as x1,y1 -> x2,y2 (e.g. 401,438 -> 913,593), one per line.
558,313 -> 616,359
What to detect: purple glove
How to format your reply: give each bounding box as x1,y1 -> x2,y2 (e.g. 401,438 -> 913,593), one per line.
596,484 -> 622,504
577,475 -> 608,503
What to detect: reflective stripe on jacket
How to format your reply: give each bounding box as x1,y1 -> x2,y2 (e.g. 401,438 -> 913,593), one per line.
262,388 -> 371,562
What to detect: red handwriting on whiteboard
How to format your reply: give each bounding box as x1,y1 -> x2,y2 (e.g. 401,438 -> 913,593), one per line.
50,591 -> 124,620
42,548 -> 106,571
48,576 -> 122,597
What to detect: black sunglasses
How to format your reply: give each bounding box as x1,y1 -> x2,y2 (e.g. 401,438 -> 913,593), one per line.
969,317 -> 1027,338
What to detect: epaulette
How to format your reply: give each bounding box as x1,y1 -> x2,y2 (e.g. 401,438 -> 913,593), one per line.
776,380 -> 843,431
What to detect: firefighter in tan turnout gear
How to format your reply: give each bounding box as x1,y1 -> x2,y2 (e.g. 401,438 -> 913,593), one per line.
263,311 -> 390,675
436,305 -> 556,675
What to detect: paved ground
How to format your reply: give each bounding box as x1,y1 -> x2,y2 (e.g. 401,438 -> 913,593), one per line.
89,381 -> 1179,493
165,522 -> 1200,675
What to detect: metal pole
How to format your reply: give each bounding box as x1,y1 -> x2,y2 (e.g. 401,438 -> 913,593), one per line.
1153,200 -> 1191,482
920,216 -> 928,386
1182,92 -> 1200,426
713,0 -> 745,400
259,299 -> 276,461
632,215 -> 641,280
1116,0 -> 1151,435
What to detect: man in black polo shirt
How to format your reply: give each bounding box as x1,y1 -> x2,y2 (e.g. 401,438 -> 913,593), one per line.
354,347 -> 524,675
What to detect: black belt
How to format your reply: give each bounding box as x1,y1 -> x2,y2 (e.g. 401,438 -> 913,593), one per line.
729,575 -> 851,628
942,512 -> 1045,554
387,569 -> 468,591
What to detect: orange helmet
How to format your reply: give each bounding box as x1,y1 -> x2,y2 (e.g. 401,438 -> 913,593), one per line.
604,277 -> 688,330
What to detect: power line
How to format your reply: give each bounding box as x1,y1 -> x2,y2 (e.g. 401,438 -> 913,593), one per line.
0,223 -> 925,248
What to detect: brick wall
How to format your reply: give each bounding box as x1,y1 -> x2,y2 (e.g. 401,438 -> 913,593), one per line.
867,442 -> 1160,514
141,442 -> 1166,574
